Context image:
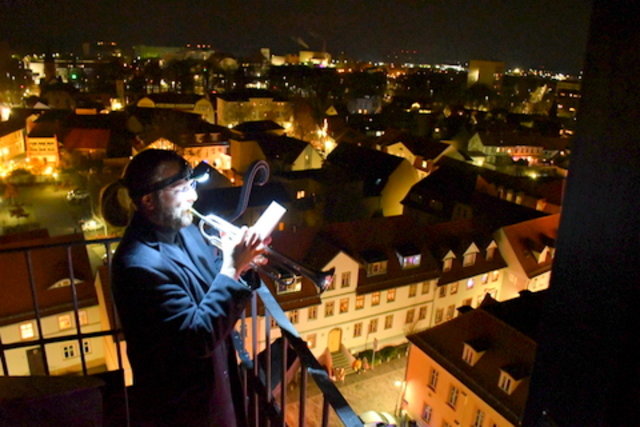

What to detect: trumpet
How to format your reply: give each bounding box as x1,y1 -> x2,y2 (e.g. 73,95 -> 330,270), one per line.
189,208 -> 334,293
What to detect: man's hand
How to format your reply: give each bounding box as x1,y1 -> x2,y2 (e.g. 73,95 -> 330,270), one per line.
219,226 -> 268,280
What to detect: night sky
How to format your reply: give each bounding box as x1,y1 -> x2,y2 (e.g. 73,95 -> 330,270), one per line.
1,0 -> 592,73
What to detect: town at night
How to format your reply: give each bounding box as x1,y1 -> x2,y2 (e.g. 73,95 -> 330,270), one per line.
1,1 -> 638,426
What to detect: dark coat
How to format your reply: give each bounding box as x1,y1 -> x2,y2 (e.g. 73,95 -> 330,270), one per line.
112,213 -> 252,426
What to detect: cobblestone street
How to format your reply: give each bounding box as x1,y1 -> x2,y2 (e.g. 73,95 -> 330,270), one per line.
284,356 -> 407,426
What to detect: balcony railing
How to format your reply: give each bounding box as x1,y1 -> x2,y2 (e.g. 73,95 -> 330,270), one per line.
0,236 -> 364,427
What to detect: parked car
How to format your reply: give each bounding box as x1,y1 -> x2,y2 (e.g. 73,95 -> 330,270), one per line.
66,188 -> 90,202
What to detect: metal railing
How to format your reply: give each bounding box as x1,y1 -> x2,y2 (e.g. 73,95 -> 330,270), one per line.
0,237 -> 364,427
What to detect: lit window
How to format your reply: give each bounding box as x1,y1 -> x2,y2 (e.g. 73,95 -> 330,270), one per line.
355,295 -> 365,309
367,260 -> 388,276
435,308 -> 444,324
408,284 -> 417,297
482,274 -> 489,284
63,344 -> 76,359
339,298 -> 349,314
308,306 -> 318,320
296,190 -> 306,199
472,409 -> 485,427
446,304 -> 455,320
325,301 -> 335,317
422,404 -> 433,422
58,314 -> 72,330
371,292 -> 381,306
306,333 -> 317,349
341,272 -> 351,288
492,271 -> 500,281
421,281 -> 431,294
384,314 -> 393,329
353,322 -> 362,337
289,309 -> 299,324
368,318 -> 378,333
20,322 -> 35,340
405,309 -> 415,324
447,385 -> 459,408
418,306 -> 427,320
443,258 -> 453,272
499,371 -> 514,394
428,368 -> 439,390
450,282 -> 458,294
276,274 -> 302,294
78,310 -> 88,325
463,252 -> 476,267
467,278 -> 475,289
387,289 -> 396,302
401,254 -> 421,269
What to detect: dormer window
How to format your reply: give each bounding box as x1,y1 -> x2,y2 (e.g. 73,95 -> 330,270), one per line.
498,365 -> 527,394
443,250 -> 456,272
396,244 -> 421,269
362,250 -> 388,277
463,243 -> 480,267
462,339 -> 489,366
275,269 -> 302,295
486,241 -> 498,261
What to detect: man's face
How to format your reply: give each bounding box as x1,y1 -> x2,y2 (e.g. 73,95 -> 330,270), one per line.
146,162 -> 198,230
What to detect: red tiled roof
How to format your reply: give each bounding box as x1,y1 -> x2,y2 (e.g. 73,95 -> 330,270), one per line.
499,214 -> 560,278
0,233 -> 97,325
63,128 -> 110,151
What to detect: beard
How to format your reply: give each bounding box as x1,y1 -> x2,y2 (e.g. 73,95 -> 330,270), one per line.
150,194 -> 193,230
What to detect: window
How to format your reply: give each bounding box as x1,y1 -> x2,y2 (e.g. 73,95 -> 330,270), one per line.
467,278 -> 475,289
447,385 -> 459,408
492,271 -> 500,281
422,404 -> 433,422
387,289 -> 396,302
401,254 -> 421,269
443,258 -> 453,272
270,318 -> 279,329
339,298 -> 349,314
405,309 -> 415,324
446,304 -> 455,320
450,282 -> 458,294
58,314 -> 72,330
289,309 -> 299,324
355,295 -> 365,309
442,421 -> 452,427
353,322 -> 362,337
308,306 -> 318,320
435,308 -> 444,324
421,281 -> 431,295
78,310 -> 88,325
463,298 -> 472,307
20,322 -> 35,340
463,345 -> 475,365
428,368 -> 439,390
439,286 -> 447,298
408,284 -> 418,297
368,318 -> 378,333
371,292 -> 381,306
384,315 -> 394,329
341,272 -> 351,288
473,409 -> 485,427
63,344 -> 76,359
482,274 -> 489,284
296,190 -> 306,199
325,301 -> 334,317
418,306 -> 427,320
463,252 -> 477,267
83,340 -> 92,354
276,275 -> 302,294
367,260 -> 388,276
306,334 -> 317,349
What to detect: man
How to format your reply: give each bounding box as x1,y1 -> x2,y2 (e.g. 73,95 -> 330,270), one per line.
111,149 -> 265,426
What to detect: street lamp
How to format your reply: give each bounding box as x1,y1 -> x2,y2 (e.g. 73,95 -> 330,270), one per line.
394,380 -> 407,421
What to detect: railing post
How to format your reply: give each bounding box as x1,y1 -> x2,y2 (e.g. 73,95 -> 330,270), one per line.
66,245 -> 88,376
24,250 -> 50,375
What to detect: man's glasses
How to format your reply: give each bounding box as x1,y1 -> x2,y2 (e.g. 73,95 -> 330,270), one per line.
162,179 -> 197,195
